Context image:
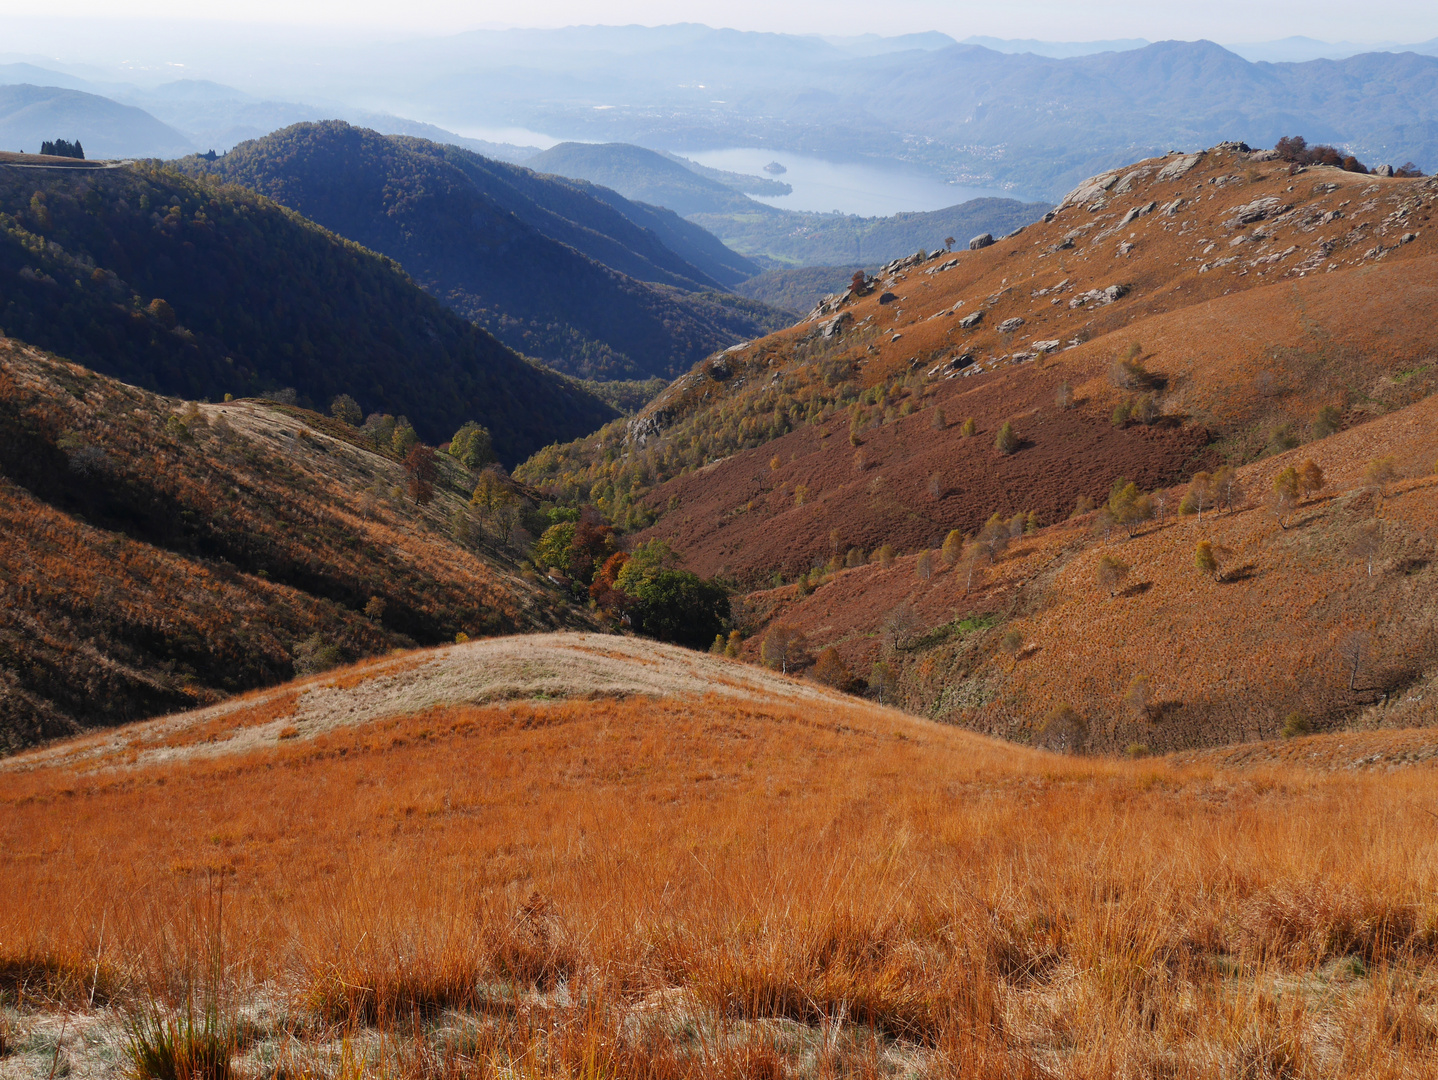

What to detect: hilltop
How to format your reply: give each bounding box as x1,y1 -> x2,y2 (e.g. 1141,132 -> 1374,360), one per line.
0,154 -> 614,459
0,82 -> 194,159
177,124 -> 788,381
0,341 -> 592,750
3,632 -> 1438,1076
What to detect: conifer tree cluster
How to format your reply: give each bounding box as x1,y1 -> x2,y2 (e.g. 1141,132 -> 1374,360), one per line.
39,139 -> 84,159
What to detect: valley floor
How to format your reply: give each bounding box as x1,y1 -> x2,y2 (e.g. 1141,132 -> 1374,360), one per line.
3,636 -> 1438,1078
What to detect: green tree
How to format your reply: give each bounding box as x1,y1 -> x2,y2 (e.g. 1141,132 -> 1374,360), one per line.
448,422 -> 495,470
616,540 -> 729,647
533,521 -> 578,575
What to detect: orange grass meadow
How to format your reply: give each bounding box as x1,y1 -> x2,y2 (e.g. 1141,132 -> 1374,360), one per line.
4,690 -> 1438,1077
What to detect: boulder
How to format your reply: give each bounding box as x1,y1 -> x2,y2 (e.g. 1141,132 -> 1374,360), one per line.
1374,164 -> 1395,178
969,233 -> 994,251
877,291 -> 898,305
1223,196 -> 1289,228
959,311 -> 984,329
1059,170 -> 1120,210
1156,153 -> 1203,181
997,317 -> 1026,333
820,312 -> 853,339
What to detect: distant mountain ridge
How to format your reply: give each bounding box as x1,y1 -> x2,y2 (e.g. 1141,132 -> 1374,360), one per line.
178,123 -> 787,381
0,82 -> 193,158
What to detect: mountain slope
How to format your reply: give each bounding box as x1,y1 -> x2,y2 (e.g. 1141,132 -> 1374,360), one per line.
178,123 -> 787,380
0,340 -> 591,750
0,156 -> 614,461
0,83 -> 194,159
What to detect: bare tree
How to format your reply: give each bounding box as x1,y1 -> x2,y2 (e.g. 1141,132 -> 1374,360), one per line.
760,623 -> 811,674
928,472 -> 944,499
1123,674 -> 1152,722
1337,631 -> 1368,692
1000,628 -> 1024,669
1055,381 -> 1073,410
1039,704 -> 1088,753
882,603 -> 921,652
1212,465 -> 1244,514
1183,472 -> 1214,523
916,550 -> 933,581
1269,467 -> 1300,529
1348,524 -> 1382,578
977,513 -> 1010,564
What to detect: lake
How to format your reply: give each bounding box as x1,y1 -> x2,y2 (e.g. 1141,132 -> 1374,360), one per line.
679,147 -> 1013,217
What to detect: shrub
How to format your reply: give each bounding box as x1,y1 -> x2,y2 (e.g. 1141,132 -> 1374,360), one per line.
875,544 -> 896,568
724,630 -> 742,658
845,547 -> 865,568
1000,628 -> 1023,667
1281,712 -> 1311,739
1126,744 -> 1150,758
994,421 -> 1019,454
930,406 -> 946,430
710,634 -> 726,655
1312,404 -> 1342,438
812,647 -> 854,690
293,633 -> 343,675
1096,554 -> 1130,596
1112,399 -> 1133,427
960,418 -> 977,437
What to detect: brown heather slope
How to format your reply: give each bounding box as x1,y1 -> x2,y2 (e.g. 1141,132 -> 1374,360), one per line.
4,636 -> 1438,1078
519,144 -> 1437,583
0,340 -> 591,750
742,392 -> 1438,753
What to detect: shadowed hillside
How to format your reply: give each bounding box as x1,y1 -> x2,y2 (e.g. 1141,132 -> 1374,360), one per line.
0,157 -> 615,460
0,341 -> 593,750
177,123 -> 789,380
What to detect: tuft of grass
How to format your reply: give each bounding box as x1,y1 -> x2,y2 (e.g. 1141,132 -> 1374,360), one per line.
124,1002 -> 235,1080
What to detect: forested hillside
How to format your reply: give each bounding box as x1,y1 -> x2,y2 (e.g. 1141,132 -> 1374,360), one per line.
177,123 -> 789,380
0,159 -> 615,461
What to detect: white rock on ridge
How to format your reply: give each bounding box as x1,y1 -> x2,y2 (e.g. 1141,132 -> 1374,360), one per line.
1156,153 -> 1204,181
1224,196 -> 1290,228
1068,284 -> 1130,308
1059,170 -> 1121,210
969,233 -> 994,250
1032,340 -> 1062,353
997,317 -> 1026,332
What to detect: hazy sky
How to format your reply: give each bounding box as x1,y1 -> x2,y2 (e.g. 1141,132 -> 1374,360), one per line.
0,0 -> 1433,43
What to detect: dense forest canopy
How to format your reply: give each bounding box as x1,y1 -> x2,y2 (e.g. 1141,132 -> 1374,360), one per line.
0,162 -> 615,462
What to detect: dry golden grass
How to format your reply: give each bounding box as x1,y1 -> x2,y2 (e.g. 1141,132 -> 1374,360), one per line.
3,645 -> 1438,1077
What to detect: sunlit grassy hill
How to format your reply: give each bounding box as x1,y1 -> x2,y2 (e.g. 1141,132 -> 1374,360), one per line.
3,632 -> 1438,1077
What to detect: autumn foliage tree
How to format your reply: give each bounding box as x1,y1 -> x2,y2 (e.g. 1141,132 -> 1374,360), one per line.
1195,539 -> 1220,581
1270,467 -> 1300,529
995,421 -> 1020,455
403,444 -> 438,506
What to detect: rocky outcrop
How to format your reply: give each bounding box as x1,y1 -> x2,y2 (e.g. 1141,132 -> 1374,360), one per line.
1068,284 -> 1129,309
997,317 -> 1026,332
959,310 -> 984,329
969,233 -> 995,250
